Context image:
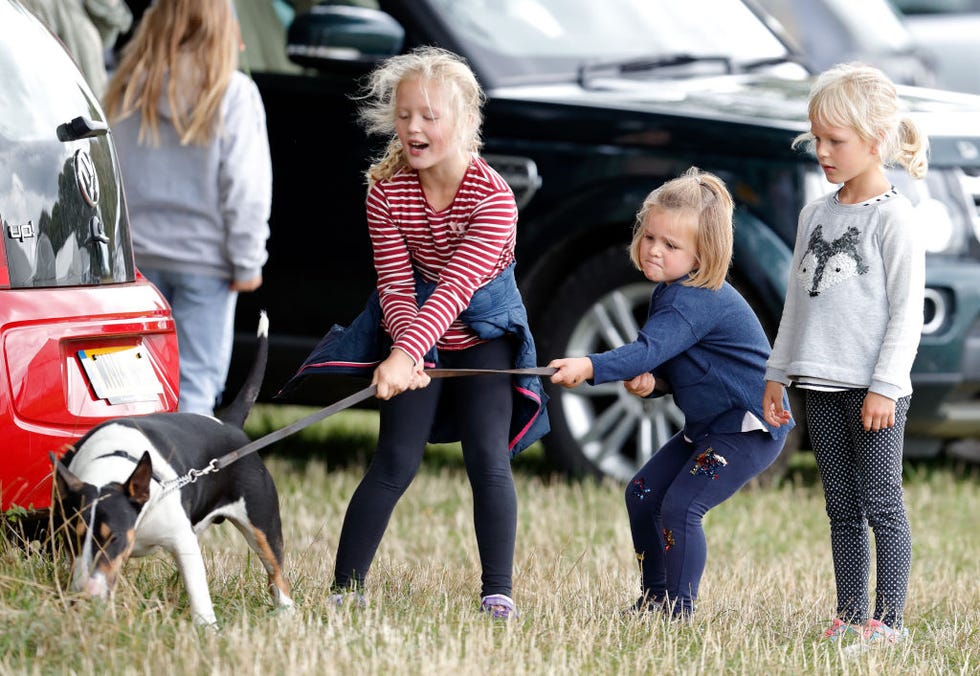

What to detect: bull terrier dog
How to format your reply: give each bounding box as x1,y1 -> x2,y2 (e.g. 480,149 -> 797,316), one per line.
50,312 -> 293,627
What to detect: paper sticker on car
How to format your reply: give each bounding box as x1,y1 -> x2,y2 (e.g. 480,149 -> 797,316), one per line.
79,346 -> 164,404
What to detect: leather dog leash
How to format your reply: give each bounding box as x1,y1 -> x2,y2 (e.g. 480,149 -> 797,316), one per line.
131,367 -> 559,523
208,366 -> 558,473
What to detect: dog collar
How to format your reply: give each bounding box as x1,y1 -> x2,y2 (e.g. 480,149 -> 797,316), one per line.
95,450 -> 165,484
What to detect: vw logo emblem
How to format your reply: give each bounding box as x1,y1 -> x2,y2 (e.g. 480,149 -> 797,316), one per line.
74,149 -> 100,207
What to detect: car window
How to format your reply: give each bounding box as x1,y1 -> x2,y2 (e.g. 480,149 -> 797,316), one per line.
893,0 -> 980,13
0,3 -> 133,288
761,0 -> 915,53
242,0 -> 803,83
427,0 -> 798,82
820,0 -> 912,51
0,6 -> 101,141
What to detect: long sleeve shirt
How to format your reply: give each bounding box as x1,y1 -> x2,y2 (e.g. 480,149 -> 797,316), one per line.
766,189 -> 925,399
590,280 -> 791,442
114,70 -> 272,283
277,264 -> 550,455
366,155 -> 516,364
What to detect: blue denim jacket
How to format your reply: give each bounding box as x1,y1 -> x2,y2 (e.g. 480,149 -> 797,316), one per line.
277,264 -> 550,455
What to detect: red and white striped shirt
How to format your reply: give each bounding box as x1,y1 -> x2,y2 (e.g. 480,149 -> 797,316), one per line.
367,155 -> 517,364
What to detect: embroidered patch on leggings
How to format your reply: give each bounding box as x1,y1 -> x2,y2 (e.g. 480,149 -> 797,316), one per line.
690,447 -> 728,480
663,528 -> 675,552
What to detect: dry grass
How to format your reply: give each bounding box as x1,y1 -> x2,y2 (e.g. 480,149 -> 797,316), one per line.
1,409 -> 977,675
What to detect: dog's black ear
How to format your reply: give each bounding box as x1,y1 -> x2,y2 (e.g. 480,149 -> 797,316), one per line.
125,452 -> 153,506
50,451 -> 85,497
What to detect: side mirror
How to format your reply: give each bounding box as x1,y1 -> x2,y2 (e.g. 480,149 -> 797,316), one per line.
286,5 -> 405,70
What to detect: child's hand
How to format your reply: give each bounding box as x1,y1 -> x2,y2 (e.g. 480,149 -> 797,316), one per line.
409,363 -> 431,391
762,380 -> 792,428
548,357 -> 594,388
624,373 -> 656,397
861,391 -> 896,431
230,274 -> 263,292
373,348 -> 417,399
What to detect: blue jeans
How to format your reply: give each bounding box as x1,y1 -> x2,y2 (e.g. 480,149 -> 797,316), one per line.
141,268 -> 237,415
624,430 -> 784,616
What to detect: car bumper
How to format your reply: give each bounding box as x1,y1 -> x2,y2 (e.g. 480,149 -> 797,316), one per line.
0,280 -> 179,512
908,259 -> 980,448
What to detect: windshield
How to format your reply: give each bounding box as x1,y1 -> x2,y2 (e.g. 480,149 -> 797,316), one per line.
426,0 -> 799,84
823,0 -> 915,52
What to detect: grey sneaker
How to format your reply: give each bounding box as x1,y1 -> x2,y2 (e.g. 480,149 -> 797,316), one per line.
328,591 -> 367,608
480,594 -> 517,620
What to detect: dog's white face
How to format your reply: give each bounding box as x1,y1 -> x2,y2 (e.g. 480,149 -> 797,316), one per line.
51,451 -> 152,598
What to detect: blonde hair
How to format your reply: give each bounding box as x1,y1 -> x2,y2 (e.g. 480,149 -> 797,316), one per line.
357,46 -> 485,188
793,63 -> 929,179
630,167 -> 733,291
103,0 -> 239,147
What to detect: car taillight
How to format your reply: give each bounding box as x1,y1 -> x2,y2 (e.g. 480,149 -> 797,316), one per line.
0,212 -> 11,289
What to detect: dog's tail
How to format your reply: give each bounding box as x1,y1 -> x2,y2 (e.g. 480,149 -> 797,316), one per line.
218,311 -> 269,428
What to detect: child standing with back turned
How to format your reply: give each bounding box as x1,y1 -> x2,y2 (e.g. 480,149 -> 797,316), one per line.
762,63 -> 928,645
550,167 -> 792,619
104,0 -> 272,416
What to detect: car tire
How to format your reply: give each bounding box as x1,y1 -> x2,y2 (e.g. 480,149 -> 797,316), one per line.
535,245 -> 801,485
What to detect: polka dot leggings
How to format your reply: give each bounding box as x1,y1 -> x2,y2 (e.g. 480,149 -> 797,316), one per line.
806,389 -> 912,628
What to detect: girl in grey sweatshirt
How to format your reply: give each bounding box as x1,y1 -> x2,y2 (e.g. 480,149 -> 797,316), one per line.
105,0 -> 271,415
763,63 -> 928,645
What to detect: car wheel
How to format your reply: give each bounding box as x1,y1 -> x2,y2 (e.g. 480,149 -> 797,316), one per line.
535,245 -> 799,484
536,246 -> 681,481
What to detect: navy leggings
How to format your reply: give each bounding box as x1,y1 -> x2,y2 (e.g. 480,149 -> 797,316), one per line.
625,429 -> 784,616
807,389 -> 912,628
332,338 -> 517,598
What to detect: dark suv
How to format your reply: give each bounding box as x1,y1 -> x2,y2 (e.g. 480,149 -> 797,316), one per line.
226,0 -> 980,480
1,0 -> 180,514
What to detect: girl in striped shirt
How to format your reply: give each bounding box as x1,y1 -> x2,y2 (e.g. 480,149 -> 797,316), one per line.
328,46 -> 545,620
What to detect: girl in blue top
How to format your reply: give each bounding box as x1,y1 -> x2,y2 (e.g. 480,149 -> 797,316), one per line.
550,167 -> 792,618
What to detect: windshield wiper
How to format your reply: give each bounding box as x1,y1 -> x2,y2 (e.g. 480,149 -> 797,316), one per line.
577,53 -> 733,87
739,55 -> 808,73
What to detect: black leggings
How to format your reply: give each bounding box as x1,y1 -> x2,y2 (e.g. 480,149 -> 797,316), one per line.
332,338 -> 517,598
807,389 -> 912,628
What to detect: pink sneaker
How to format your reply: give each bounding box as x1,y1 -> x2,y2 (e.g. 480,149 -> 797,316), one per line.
823,618 -> 860,642
863,619 -> 909,644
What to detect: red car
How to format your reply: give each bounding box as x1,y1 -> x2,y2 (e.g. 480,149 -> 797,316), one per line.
0,0 -> 180,515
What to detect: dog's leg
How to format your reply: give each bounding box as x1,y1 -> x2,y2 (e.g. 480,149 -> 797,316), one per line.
227,519 -> 295,611
168,534 -> 219,627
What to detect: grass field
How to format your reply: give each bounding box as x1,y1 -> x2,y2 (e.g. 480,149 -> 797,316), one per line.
1,407 -> 977,675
